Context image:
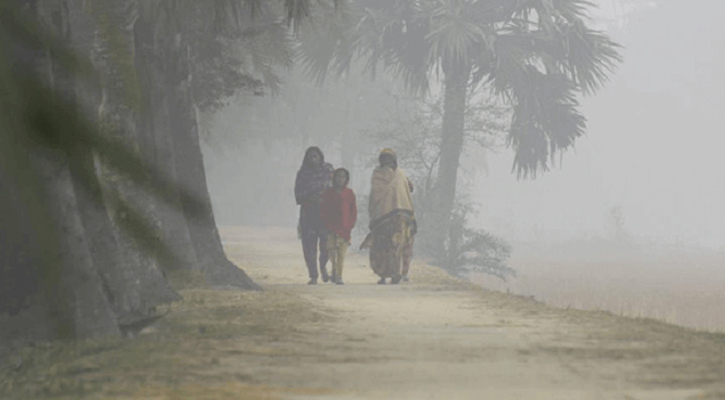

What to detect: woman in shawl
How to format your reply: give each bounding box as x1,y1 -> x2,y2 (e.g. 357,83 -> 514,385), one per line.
295,146 -> 334,284
361,149 -> 416,284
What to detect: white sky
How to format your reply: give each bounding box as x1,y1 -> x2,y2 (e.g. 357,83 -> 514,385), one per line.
471,0 -> 725,248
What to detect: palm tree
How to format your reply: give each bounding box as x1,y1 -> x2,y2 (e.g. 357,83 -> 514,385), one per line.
304,0 -> 621,255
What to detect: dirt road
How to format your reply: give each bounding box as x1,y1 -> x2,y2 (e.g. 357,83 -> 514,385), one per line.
218,227 -> 725,400
3,226 -> 725,399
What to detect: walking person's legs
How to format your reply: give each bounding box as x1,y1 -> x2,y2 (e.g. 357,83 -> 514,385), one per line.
401,236 -> 415,282
301,232 -> 319,284
318,232 -> 330,282
334,238 -> 349,285
326,235 -> 338,283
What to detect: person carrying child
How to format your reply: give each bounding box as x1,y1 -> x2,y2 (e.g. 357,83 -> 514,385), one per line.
320,168 -> 357,285
295,147 -> 334,284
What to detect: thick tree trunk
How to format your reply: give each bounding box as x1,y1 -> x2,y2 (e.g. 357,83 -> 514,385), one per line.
423,64 -> 471,257
164,36 -> 259,290
68,146 -> 181,327
0,148 -> 56,343
33,147 -> 122,339
134,8 -> 201,278
90,0 -> 181,310
1,0 -> 124,341
1,0 -> 73,343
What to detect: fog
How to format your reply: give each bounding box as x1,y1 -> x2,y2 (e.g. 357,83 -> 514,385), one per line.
204,0 -> 724,251
6,1 -> 725,395
474,0 -> 725,249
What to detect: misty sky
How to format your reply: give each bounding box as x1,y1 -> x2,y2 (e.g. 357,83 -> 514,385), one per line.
203,0 -> 724,250
474,0 -> 725,248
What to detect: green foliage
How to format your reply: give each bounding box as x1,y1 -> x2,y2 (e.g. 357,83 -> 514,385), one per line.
361,90 -> 513,278
164,0 -> 345,114
444,204 -> 514,281
300,0 -> 621,177
364,89 -> 509,203
182,2 -> 295,112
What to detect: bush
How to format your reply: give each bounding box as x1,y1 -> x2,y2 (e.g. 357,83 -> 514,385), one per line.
439,206 -> 515,281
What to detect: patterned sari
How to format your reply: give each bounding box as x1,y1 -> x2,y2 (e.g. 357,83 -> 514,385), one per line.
365,210 -> 416,279
362,156 -> 416,280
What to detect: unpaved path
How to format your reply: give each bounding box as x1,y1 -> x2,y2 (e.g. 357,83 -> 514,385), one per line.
219,227 -> 725,400
3,226 -> 725,400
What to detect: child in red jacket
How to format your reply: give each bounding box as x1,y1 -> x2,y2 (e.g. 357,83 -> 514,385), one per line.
320,168 -> 357,285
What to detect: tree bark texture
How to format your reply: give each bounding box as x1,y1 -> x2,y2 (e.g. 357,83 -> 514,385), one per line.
423,64 -> 471,257
34,146 -> 122,339
1,0 -> 123,341
90,0 -> 181,312
134,8 -> 201,276
163,29 -> 259,290
0,147 -> 55,343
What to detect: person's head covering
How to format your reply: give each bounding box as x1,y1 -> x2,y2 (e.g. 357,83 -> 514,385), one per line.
378,148 -> 397,169
333,167 -> 350,187
302,146 -> 325,168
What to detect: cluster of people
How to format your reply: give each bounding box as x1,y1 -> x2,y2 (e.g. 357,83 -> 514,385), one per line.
294,147 -> 416,285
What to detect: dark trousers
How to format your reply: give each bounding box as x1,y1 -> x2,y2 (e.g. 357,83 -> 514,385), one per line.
299,203 -> 329,280
301,231 -> 328,279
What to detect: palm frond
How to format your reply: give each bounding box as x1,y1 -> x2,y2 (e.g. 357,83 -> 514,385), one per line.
557,20 -> 622,94
505,66 -> 586,177
296,0 -> 619,178
283,0 -> 344,32
426,7 -> 485,73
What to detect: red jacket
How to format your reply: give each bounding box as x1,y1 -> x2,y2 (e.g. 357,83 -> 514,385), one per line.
320,186 -> 357,241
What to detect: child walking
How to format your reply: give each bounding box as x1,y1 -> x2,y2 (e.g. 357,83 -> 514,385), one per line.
320,168 -> 357,285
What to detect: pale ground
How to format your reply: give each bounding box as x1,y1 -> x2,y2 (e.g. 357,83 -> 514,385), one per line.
3,226 -> 725,399
217,227 -> 725,400
471,241 -> 725,332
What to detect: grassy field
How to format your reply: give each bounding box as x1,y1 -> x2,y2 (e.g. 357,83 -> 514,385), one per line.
470,240 -> 725,332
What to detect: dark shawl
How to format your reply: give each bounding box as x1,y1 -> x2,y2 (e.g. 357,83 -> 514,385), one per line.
295,147 -> 334,205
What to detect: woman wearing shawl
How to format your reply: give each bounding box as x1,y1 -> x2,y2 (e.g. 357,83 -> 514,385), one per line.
361,149 -> 416,284
295,147 -> 334,284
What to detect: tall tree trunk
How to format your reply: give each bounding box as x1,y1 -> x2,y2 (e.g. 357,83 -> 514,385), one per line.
0,141 -> 57,342
1,0 -> 71,342
34,146 -> 122,339
134,6 -> 201,280
165,33 -> 259,290
23,0 -> 119,339
60,0 -> 180,328
91,0 -> 182,308
424,63 -> 471,257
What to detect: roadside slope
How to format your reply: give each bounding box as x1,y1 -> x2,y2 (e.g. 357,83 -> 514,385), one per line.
3,226 -> 725,400
220,226 -> 725,400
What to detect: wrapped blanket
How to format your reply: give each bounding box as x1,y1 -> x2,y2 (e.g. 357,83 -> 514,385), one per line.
368,166 -> 414,226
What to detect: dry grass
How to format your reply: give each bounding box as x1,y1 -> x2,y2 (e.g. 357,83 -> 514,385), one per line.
0,288 -> 331,400
4,228 -> 725,399
471,240 -> 725,332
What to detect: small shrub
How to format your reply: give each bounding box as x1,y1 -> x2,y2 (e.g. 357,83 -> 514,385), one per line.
439,206 -> 515,281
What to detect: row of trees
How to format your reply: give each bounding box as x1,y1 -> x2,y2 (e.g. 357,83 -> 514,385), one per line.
0,0 -> 325,341
301,0 -> 621,263
1,0 -> 620,342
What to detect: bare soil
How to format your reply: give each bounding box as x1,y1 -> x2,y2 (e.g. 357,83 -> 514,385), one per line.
2,226 -> 725,399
